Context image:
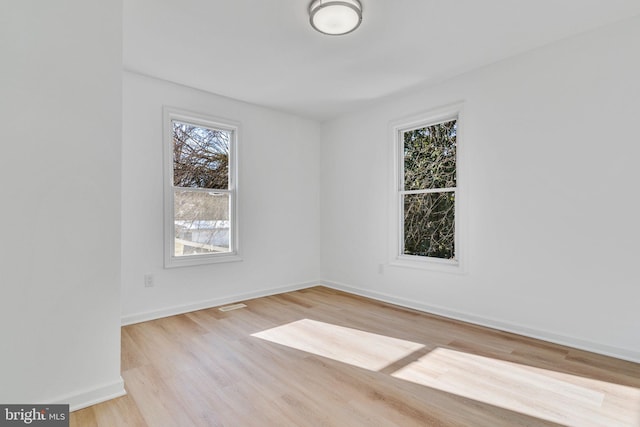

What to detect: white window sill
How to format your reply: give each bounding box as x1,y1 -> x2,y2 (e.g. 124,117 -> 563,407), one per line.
389,255 -> 465,274
165,253 -> 243,269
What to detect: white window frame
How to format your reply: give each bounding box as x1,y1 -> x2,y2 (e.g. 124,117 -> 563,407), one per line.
389,102 -> 466,273
163,107 -> 241,268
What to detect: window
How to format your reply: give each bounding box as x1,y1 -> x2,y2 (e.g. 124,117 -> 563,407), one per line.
163,107 -> 240,267
390,104 -> 464,272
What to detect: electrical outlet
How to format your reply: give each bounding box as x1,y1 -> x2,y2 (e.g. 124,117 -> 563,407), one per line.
144,274 -> 154,288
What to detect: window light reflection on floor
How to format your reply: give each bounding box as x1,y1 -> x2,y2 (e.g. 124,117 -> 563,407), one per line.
392,347 -> 640,427
252,319 -> 640,427
252,318 -> 425,371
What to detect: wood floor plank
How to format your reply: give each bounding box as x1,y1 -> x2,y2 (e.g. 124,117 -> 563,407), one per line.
69,406 -> 98,427
71,286 -> 640,426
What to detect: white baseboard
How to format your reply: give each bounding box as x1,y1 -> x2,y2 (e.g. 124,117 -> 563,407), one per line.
120,278 -> 639,363
53,377 -> 126,412
320,280 -> 640,364
121,281 -> 321,326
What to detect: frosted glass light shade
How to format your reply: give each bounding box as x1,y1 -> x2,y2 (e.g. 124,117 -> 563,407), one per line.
309,0 -> 362,35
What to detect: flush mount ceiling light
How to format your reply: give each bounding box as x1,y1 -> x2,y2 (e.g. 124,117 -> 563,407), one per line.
309,0 -> 362,36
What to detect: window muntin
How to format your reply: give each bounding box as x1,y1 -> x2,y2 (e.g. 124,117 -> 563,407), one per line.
398,116 -> 459,263
164,108 -> 239,267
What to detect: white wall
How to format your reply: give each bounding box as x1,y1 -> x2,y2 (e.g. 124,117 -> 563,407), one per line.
121,72 -> 321,323
0,2 -> 124,408
320,16 -> 640,360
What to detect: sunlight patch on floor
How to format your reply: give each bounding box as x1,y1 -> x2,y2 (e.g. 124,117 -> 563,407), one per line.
251,318 -> 425,371
392,347 -> 640,427
253,319 -> 640,427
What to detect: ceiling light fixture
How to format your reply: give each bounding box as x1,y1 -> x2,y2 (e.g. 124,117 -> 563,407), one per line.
309,0 -> 362,36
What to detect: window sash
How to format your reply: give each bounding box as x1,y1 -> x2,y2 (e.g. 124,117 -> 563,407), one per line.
172,188 -> 234,257
398,189 -> 456,260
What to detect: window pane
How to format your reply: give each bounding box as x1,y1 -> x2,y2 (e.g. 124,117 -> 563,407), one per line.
404,119 -> 456,190
173,120 -> 229,189
174,189 -> 230,256
403,192 -> 455,259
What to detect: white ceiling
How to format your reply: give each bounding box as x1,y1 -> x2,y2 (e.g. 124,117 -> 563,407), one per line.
124,0 -> 640,121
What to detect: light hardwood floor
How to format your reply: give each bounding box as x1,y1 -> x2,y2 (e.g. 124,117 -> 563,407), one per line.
71,287 -> 640,427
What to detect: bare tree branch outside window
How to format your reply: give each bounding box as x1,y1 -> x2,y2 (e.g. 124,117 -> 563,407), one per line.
173,122 -> 229,189
402,119 -> 457,259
